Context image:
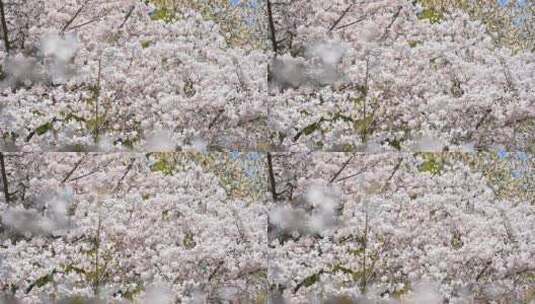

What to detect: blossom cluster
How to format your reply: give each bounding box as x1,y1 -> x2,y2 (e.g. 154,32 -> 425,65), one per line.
0,0 -> 534,303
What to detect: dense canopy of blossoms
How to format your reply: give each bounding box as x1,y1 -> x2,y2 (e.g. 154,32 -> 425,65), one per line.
0,153 -> 267,303
0,0 -> 534,303
1,0 -> 268,151
266,0 -> 535,152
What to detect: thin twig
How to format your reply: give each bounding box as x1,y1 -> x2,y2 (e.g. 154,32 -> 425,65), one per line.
328,3 -> 354,32
154,263 -> 172,283
360,210 -> 369,293
208,109 -> 225,130
94,57 -> 102,143
0,0 -> 9,54
266,0 -> 278,53
69,17 -> 101,31
113,158 -> 134,191
0,152 -> 9,204
336,159 -> 382,184
381,157 -> 403,192
329,154 -> 355,183
335,15 -> 368,30
363,56 -> 370,119
381,6 -> 402,40
475,108 -> 492,131
93,214 -> 102,296
62,155 -> 86,183
69,159 -> 114,182
208,260 -> 224,282
61,4 -> 86,33
118,5 -> 135,29
267,152 -> 278,201
475,260 -> 492,282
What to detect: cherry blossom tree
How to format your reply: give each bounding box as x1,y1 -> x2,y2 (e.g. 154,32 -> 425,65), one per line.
0,152 -> 268,303
1,0 -> 269,152
1,0 -> 534,303
266,152 -> 535,303
265,0 -> 535,152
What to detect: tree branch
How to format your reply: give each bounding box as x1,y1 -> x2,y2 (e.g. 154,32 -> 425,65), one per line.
329,154 -> 355,183
94,57 -> 102,143
266,0 -> 278,53
267,152 -> 278,201
328,3 -> 354,32
0,0 -> 10,54
62,155 -> 86,183
381,6 -> 402,40
118,5 -> 135,29
0,152 -> 9,204
335,15 -> 367,30
113,158 -> 134,192
61,4 -> 86,33
381,157 -> 403,192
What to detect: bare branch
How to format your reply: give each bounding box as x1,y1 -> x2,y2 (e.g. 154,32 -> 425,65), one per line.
61,4 -> 86,33
208,109 -> 225,130
69,159 -> 114,182
267,152 -> 278,201
113,158 -> 134,191
94,57 -> 102,143
328,3 -> 354,32
118,5 -> 135,29
266,0 -> 278,53
335,15 -> 367,30
62,155 -> 87,183
381,6 -> 402,40
381,157 -> 403,192
69,17 -> 102,31
329,154 -> 355,183
0,0 -> 10,54
0,152 -> 9,204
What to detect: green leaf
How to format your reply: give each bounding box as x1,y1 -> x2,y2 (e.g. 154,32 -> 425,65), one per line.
64,264 -> 86,275
419,9 -> 443,24
418,153 -> 444,175
35,122 -> 53,135
150,8 -> 174,22
140,40 -> 151,49
86,116 -> 106,133
451,231 -> 463,249
151,158 -> 173,175
303,121 -> 321,136
354,115 -> 374,137
183,231 -> 196,249
25,271 -> 55,294
302,272 -> 320,287
386,138 -> 402,151
183,78 -> 196,97
408,40 -> 422,48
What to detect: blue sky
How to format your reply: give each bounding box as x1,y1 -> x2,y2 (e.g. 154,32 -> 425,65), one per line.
498,0 -> 527,6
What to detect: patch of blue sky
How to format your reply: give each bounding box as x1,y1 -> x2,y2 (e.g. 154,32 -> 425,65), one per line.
230,150 -> 241,160
511,170 -> 523,179
246,152 -> 262,161
228,151 -> 262,177
228,0 -> 259,26
245,165 -> 259,178
498,0 -> 527,6
498,149 -> 509,159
